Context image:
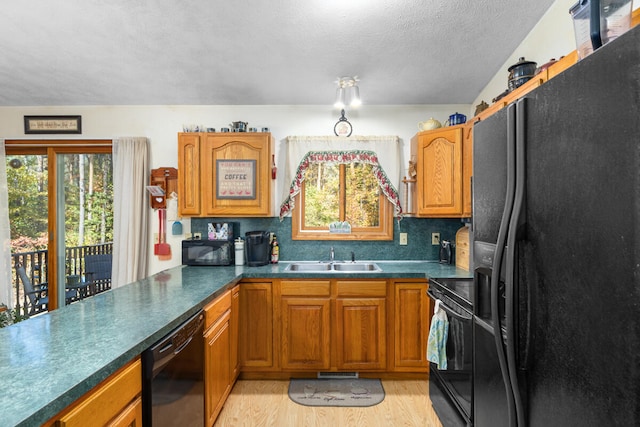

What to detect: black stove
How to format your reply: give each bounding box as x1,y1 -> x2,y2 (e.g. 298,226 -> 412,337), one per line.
427,277 -> 474,427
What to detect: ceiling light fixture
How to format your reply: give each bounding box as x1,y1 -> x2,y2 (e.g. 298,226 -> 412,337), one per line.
334,76 -> 361,109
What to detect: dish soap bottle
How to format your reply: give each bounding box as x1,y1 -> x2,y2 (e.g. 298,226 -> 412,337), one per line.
270,234 -> 279,264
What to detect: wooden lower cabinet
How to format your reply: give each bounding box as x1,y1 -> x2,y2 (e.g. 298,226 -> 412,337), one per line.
393,281 -> 430,372
204,309 -> 231,426
239,281 -> 274,369
279,280 -> 331,370
230,285 -> 240,381
107,397 -> 142,427
336,298 -> 387,370
239,279 -> 431,377
281,297 -> 331,370
203,290 -> 234,426
50,358 -> 142,427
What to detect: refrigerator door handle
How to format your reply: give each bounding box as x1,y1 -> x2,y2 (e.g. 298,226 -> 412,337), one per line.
491,102 -> 518,426
504,97 -> 528,426
590,0 -> 603,50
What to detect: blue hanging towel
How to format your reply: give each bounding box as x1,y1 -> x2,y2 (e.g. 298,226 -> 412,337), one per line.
427,300 -> 449,370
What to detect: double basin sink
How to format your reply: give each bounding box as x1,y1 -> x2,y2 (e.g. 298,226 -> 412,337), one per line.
284,261 -> 382,273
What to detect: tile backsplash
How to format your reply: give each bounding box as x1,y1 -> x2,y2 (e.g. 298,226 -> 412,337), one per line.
191,217 -> 467,261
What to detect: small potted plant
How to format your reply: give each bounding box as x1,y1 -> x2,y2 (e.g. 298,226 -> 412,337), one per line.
0,304 -> 26,327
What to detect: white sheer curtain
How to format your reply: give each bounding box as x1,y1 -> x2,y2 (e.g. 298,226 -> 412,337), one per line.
112,137 -> 149,288
0,140 -> 12,307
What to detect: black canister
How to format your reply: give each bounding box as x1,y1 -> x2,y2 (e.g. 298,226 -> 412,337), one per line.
508,57 -> 538,91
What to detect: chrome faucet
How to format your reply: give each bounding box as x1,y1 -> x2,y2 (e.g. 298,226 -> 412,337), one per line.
329,246 -> 335,262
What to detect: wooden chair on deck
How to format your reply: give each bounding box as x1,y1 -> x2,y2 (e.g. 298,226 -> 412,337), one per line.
84,254 -> 113,295
16,264 -> 76,315
16,264 -> 48,315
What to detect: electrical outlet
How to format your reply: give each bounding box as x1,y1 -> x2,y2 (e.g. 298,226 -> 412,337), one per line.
399,232 -> 408,245
193,232 -> 202,240
432,232 -> 440,245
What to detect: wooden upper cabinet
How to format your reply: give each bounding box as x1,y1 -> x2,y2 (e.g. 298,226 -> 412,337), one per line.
178,132 -> 273,217
177,133 -> 201,215
411,125 -> 465,217
462,125 -> 473,217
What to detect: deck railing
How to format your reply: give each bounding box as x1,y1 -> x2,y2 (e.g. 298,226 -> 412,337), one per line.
10,243 -> 113,317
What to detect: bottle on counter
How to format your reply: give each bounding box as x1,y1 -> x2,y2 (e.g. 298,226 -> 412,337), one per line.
271,154 -> 277,179
270,234 -> 279,264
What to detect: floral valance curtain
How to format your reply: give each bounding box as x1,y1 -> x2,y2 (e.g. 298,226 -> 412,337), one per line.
279,135 -> 403,220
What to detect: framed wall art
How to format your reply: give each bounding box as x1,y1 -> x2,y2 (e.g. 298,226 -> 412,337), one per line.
216,159 -> 256,199
24,115 -> 82,134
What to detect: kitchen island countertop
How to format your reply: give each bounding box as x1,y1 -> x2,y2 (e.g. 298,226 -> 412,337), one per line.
0,261 -> 470,426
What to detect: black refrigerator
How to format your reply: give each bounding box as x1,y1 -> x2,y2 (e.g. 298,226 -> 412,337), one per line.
472,24 -> 640,427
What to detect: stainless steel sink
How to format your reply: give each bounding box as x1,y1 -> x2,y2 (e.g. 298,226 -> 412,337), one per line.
285,262 -> 332,271
332,262 -> 381,272
284,262 -> 382,273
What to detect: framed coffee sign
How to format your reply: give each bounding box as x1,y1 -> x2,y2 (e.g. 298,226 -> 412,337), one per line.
24,115 -> 82,134
216,159 -> 256,199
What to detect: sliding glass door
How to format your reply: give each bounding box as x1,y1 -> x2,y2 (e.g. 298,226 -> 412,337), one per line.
6,141 -> 112,315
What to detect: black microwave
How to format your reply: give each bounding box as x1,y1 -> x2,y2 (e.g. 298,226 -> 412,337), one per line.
182,240 -> 234,266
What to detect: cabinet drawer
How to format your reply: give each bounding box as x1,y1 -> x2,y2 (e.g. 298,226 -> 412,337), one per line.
336,280 -> 386,297
106,396 -> 142,427
57,359 -> 141,427
205,290 -> 232,330
280,280 -> 331,297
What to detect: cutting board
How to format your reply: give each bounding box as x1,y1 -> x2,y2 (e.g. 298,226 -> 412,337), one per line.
455,226 -> 470,271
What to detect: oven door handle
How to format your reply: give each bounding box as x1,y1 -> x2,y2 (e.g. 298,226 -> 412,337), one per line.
426,289 -> 472,321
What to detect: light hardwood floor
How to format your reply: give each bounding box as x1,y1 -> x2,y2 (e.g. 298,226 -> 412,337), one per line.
214,380 -> 444,427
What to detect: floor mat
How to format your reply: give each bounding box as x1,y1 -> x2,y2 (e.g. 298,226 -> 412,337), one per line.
288,378 -> 385,407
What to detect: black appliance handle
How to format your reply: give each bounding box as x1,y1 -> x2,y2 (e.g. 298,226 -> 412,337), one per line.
491,102 -> 517,426
426,289 -> 472,321
590,0 -> 603,50
505,97 -> 527,426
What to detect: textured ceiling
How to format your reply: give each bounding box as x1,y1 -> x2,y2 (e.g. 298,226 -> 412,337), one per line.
0,0 -> 556,106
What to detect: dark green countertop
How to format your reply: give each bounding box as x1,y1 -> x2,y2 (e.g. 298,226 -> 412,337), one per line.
0,261 -> 470,426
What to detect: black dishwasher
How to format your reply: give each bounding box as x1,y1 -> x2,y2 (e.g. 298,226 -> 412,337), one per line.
142,310 -> 205,427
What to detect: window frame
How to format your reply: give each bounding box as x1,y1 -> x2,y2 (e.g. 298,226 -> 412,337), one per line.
291,163 -> 394,241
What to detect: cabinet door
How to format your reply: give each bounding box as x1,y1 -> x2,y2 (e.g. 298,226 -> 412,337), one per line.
281,297 -> 331,370
239,282 -> 274,369
413,126 -> 463,217
394,282 -> 430,371
201,134 -> 272,216
204,310 -> 231,426
177,133 -> 201,215
335,298 -> 386,370
462,125 -> 473,218
230,285 -> 240,381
